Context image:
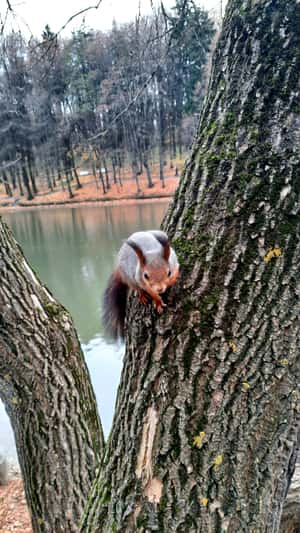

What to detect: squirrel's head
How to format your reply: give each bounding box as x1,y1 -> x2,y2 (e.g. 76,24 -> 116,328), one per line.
126,236 -> 171,294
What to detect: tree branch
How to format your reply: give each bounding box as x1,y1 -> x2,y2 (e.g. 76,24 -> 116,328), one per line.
1,1 -> 103,43
87,0 -> 194,143
56,0 -> 103,37
6,0 -> 13,12
0,157 -> 21,172
88,70 -> 156,142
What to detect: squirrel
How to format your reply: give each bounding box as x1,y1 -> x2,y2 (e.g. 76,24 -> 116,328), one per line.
102,230 -> 179,339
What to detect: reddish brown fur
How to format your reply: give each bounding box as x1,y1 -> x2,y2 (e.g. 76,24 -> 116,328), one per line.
102,268 -> 128,339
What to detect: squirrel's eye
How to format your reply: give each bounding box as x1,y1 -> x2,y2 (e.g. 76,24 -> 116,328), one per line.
168,270 -> 171,277
144,272 -> 149,280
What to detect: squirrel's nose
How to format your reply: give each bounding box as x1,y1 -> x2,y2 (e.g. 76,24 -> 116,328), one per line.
158,286 -> 166,294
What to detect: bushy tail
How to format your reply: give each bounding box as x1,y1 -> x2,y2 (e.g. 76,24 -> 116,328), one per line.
102,271 -> 128,339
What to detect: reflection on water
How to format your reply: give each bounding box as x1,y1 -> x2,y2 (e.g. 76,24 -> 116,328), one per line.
1,201 -> 169,457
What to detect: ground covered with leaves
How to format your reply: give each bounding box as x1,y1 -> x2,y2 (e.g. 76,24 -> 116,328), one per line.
0,478 -> 32,533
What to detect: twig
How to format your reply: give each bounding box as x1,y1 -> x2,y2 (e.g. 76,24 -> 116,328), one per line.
1,0 -> 33,39
88,0 -> 189,143
6,0 -> 13,12
0,4 -> 10,35
0,157 -> 21,171
2,1 -> 102,48
56,0 -> 103,36
88,70 -> 156,142
26,0 -> 103,74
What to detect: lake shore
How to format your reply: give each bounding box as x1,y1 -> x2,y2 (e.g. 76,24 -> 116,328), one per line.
0,172 -> 180,214
0,195 -> 174,213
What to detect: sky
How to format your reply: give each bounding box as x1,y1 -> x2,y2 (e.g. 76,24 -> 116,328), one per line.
1,0 -> 224,38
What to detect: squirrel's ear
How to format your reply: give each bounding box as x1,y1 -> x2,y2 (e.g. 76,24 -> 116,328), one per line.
152,232 -> 170,261
126,239 -> 146,266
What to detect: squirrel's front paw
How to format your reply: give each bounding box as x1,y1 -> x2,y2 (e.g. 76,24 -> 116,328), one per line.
139,289 -> 150,306
155,301 -> 166,314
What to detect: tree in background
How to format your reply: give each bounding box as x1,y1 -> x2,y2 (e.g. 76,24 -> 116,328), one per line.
0,32 -> 38,199
0,4 -> 214,197
164,0 -> 215,156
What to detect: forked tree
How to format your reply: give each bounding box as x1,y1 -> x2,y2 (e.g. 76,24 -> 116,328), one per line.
0,0 -> 300,531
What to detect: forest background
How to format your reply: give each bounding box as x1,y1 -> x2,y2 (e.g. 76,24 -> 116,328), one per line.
0,0 -> 216,204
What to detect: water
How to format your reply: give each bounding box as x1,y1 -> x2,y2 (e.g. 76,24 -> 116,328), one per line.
0,201 -> 169,459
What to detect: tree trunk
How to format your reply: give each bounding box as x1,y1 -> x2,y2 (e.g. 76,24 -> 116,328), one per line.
92,159 -> 99,190
98,164 -> 107,195
102,156 -> 110,190
60,174 -> 66,192
157,68 -> 166,188
93,148 -> 106,195
9,168 -> 17,190
170,120 -> 177,160
16,165 -> 24,196
27,151 -> 38,195
65,169 -> 74,199
1,170 -> 13,197
71,150 -> 82,189
45,166 -> 53,191
0,220 -> 104,532
111,155 -> 117,185
51,167 -> 57,188
131,159 -> 141,194
143,156 -> 154,188
56,157 -> 65,192
21,159 -> 34,200
55,146 -> 63,183
280,458 -> 300,533
117,151 -> 123,186
81,0 -> 300,531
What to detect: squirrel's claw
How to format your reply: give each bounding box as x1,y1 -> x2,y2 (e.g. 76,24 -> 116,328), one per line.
139,287 -> 167,314
139,290 -> 150,306
155,300 -> 166,314
139,290 -> 166,313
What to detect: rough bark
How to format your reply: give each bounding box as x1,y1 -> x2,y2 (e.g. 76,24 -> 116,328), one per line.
81,0 -> 300,531
0,220 -> 104,532
280,459 -> 300,533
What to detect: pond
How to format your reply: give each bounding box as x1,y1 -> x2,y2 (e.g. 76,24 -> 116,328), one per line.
0,200 -> 170,459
